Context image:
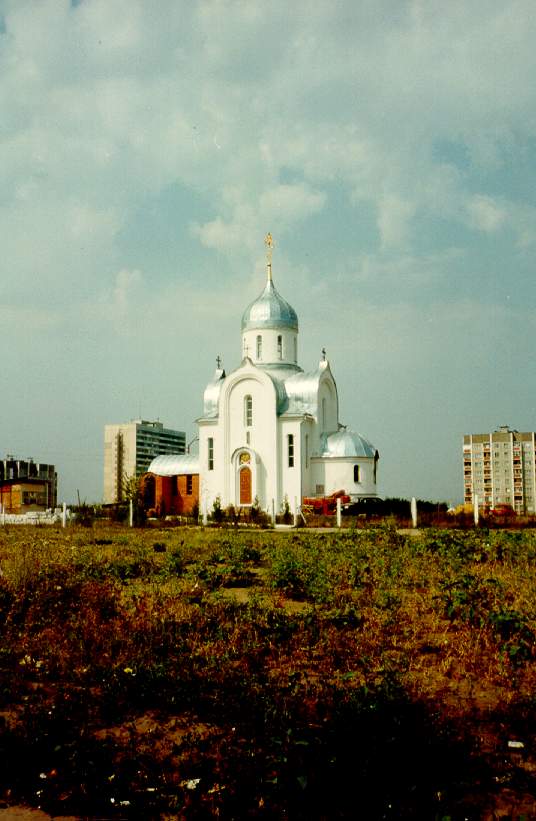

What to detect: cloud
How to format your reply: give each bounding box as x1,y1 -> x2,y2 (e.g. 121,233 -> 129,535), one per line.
377,194 -> 416,248
192,183 -> 325,255
467,195 -> 506,233
465,194 -> 536,246
96,268 -> 143,326
2,0 -> 536,503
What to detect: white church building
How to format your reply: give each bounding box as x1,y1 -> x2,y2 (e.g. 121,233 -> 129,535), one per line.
148,237 -> 379,517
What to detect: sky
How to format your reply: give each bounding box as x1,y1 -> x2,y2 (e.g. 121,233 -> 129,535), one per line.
2,0 -> 536,505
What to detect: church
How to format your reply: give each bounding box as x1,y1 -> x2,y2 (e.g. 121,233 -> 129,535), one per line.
145,236 -> 379,518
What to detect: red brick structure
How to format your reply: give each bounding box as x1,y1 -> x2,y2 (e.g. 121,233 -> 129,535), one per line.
141,453 -> 200,518
141,472 -> 199,517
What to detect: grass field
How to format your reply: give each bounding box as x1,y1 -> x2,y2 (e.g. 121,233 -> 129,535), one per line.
1,523 -> 536,818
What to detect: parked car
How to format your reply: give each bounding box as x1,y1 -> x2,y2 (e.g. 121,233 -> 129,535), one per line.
342,497 -> 384,516
489,504 -> 516,517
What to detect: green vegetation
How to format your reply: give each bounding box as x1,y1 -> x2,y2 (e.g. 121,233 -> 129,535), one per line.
1,525 -> 536,817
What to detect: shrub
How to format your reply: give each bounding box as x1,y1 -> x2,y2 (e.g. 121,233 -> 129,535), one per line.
279,496 -> 293,525
269,542 -> 330,602
190,500 -> 200,522
211,496 -> 224,524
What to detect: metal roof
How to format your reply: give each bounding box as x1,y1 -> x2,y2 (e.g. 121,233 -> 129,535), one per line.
283,369 -> 323,416
147,453 -> 199,476
322,430 -> 377,458
241,279 -> 298,332
201,361 -> 335,420
203,366 -> 226,418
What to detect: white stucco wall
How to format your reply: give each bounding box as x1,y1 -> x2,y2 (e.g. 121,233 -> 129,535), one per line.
200,363 -> 282,512
198,420 -> 222,516
242,327 -> 298,366
299,418 -> 316,498
278,417 -> 303,513
224,369 -> 278,508
312,456 -> 378,499
317,377 -> 338,438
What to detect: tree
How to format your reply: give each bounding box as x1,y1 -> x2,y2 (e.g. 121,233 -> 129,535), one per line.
121,474 -> 146,526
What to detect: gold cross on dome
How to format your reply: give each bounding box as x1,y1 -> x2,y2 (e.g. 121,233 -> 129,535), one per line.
265,233 -> 274,280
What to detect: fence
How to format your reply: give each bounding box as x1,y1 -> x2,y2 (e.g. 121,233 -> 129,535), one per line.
0,508 -> 69,526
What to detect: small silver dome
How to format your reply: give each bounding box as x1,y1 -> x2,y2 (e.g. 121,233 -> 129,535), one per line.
241,279 -> 298,332
323,430 -> 377,458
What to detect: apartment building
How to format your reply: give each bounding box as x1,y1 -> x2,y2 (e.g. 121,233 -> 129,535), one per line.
103,419 -> 185,503
0,458 -> 57,513
463,426 -> 536,514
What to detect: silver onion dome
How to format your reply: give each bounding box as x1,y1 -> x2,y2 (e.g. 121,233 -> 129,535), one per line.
241,279 -> 298,332
323,430 -> 377,458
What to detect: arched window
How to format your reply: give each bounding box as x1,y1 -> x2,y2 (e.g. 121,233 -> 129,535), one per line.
256,335 -> 262,360
142,475 -> 156,508
294,337 -> 297,363
322,397 -> 326,431
354,464 -> 360,483
277,335 -> 283,360
244,394 -> 253,427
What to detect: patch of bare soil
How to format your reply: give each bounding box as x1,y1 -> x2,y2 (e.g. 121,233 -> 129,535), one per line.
0,809 -> 77,820
94,709 -> 220,761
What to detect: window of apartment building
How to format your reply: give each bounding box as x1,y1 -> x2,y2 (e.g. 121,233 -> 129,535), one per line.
186,475 -> 193,495
354,465 -> 360,483
277,335 -> 283,359
256,335 -> 262,360
208,438 -> 214,471
244,395 -> 253,427
288,434 -> 294,467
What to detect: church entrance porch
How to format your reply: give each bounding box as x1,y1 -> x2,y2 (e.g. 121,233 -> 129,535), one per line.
232,448 -> 260,508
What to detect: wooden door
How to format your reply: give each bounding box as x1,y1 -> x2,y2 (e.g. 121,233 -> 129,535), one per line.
239,467 -> 252,505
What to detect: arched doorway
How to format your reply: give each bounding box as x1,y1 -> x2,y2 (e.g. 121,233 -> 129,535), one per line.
142,474 -> 156,510
239,466 -> 252,505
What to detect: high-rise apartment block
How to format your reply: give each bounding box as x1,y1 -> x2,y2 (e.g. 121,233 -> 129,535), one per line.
463,426 -> 536,514
103,419 -> 185,503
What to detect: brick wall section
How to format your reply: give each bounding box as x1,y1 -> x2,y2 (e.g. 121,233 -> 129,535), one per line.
176,474 -> 199,514
141,473 -> 199,516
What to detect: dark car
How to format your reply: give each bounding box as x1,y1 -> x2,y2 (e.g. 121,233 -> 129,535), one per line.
342,497 -> 384,516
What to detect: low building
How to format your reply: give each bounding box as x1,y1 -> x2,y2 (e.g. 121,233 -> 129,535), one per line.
0,458 -> 57,514
463,426 -> 536,514
103,419 -> 186,504
141,453 -> 199,517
